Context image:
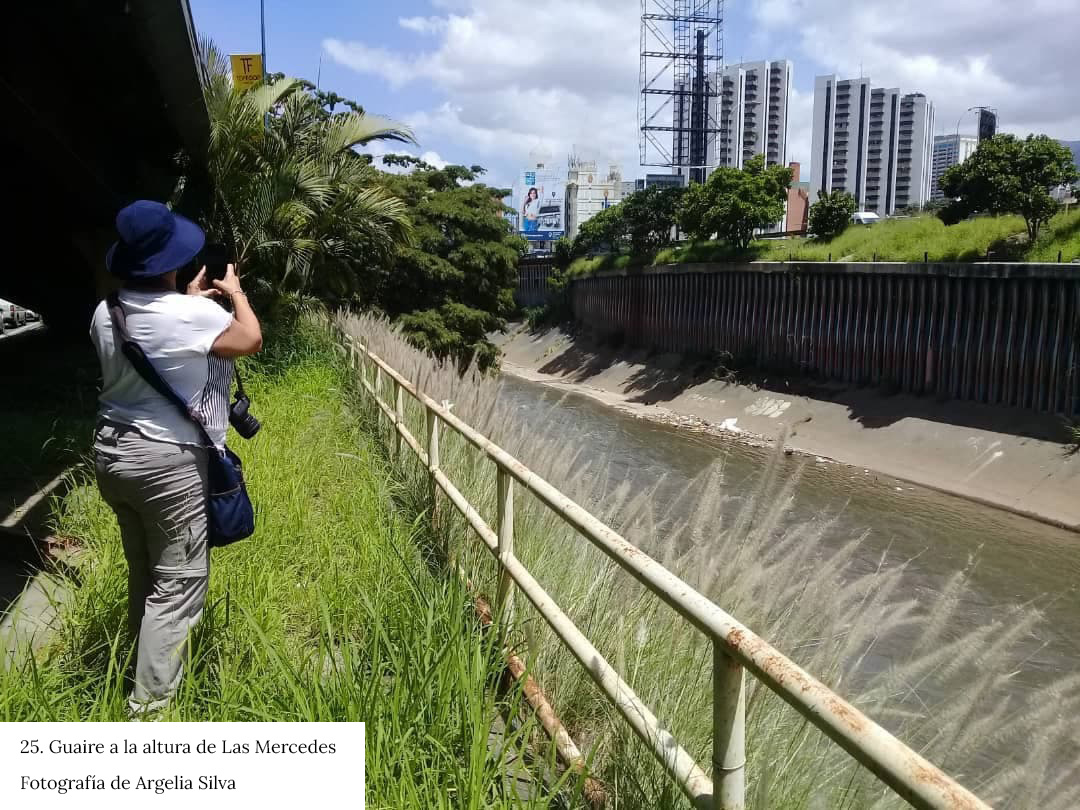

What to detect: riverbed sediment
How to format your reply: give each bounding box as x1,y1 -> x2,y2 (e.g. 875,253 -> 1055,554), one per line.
494,324 -> 1080,531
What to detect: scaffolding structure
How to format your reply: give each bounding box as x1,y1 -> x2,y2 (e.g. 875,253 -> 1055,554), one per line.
638,0 -> 723,183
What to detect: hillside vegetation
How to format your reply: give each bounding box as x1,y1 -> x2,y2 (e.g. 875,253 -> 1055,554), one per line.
568,210 -> 1080,276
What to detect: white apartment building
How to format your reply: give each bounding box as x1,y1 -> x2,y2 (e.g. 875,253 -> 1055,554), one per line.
566,159 -> 623,239
931,134 -> 978,200
810,75 -> 935,216
711,59 -> 793,171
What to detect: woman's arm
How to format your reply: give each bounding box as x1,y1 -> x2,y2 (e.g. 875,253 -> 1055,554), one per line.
210,265 -> 263,357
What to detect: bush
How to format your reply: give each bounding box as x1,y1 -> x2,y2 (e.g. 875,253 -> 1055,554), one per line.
808,189 -> 857,240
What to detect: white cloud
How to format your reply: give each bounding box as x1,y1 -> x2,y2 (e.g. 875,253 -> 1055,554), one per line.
325,0 -> 640,178
398,16 -> 448,35
328,0 -> 1079,185
751,0 -> 1080,140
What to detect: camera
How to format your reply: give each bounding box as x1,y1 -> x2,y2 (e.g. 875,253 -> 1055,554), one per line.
229,394 -> 261,439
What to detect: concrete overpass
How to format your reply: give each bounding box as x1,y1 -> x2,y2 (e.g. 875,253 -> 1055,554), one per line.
1,1 -> 210,331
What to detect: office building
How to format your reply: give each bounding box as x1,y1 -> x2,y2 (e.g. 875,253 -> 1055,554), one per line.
566,158 -> 623,239
786,162 -> 809,233
710,59 -> 793,171
810,75 -> 935,216
931,134 -> 978,200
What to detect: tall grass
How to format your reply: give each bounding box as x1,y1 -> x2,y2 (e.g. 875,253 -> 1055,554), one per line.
340,311 -> 1080,809
569,211 -> 1080,275
0,324 -> 580,809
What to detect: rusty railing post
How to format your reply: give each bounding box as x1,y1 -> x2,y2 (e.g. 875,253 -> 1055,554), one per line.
713,642 -> 746,810
495,465 -> 515,626
426,404 -> 441,524
394,380 -> 404,456
374,365 -> 384,430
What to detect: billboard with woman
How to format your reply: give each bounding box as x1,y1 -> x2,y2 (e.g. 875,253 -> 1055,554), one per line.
514,169 -> 565,241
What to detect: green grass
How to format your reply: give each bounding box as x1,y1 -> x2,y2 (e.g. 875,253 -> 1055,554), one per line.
342,311 -> 1080,810
567,211 -> 1080,276
0,323 -> 581,809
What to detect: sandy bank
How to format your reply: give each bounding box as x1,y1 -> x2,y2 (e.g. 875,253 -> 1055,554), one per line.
494,324 -> 1080,531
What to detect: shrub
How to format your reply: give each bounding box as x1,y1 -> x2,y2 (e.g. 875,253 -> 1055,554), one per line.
808,189 -> 858,240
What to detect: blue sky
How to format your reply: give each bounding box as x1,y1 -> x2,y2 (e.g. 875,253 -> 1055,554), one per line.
189,1 -> 1077,190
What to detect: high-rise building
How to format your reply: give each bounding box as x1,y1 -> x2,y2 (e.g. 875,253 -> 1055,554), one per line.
566,158 -> 623,239
709,59 -> 793,171
931,134 -> 978,200
810,75 -> 935,216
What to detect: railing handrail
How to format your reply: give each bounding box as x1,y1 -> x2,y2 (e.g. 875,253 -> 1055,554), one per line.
333,320 -> 991,810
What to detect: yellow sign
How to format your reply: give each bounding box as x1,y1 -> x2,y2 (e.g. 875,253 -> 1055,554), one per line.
230,53 -> 264,91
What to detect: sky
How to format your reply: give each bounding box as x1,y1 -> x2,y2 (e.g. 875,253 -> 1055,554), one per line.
189,0 -> 1080,192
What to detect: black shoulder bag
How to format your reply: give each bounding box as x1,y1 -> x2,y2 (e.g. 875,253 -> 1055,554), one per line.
107,292 -> 255,547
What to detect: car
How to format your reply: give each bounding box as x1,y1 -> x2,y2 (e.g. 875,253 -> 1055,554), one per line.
1,299 -> 28,328
24,309 -> 40,322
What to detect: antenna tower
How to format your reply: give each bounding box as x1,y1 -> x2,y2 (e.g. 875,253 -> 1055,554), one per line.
638,0 -> 723,183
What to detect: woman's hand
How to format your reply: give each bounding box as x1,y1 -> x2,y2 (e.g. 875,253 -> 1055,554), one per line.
212,264 -> 243,297
186,267 -> 220,298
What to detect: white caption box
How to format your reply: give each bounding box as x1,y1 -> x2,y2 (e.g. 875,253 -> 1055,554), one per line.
0,722 -> 364,809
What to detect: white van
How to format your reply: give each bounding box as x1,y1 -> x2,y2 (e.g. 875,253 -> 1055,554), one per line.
1,298 -> 28,329
852,211 -> 881,226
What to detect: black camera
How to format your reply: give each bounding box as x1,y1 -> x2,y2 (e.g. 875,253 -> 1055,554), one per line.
229,394 -> 261,439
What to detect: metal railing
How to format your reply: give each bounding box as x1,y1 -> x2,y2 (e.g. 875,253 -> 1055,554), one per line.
331,320 -> 991,810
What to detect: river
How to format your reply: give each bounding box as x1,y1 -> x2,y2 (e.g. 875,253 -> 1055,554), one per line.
498,373 -> 1080,700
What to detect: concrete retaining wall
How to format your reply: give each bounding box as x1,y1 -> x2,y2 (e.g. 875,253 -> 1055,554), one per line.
570,262 -> 1080,416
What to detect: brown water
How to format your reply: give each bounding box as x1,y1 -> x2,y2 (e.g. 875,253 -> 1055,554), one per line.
499,374 -> 1080,695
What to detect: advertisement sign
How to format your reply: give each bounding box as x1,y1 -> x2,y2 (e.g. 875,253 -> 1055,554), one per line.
514,169 -> 565,241
230,53 -> 264,91
977,109 -> 997,143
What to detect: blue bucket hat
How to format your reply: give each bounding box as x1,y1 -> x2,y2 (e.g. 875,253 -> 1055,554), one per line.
106,200 -> 206,279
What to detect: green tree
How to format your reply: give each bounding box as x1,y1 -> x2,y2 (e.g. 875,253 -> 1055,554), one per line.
620,186 -> 685,254
572,203 -> 626,257
201,43 -> 414,310
678,155 -> 791,249
939,134 -> 1078,242
807,189 -> 858,240
374,156 -> 526,372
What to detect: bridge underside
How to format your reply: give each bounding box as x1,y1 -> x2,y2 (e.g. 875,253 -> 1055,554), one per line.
1,1 -> 209,331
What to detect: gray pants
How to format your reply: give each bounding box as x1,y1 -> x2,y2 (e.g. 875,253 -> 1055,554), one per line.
93,422 -> 210,712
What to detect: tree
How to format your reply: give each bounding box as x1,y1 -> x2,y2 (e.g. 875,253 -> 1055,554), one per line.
808,189 -> 858,240
938,134 -> 1078,242
678,155 -> 791,249
573,203 -> 626,257
620,186 -> 685,254
374,157 -> 527,372
201,42 -> 414,311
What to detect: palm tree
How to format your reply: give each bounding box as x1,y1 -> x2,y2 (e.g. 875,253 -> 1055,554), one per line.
200,42 -> 414,307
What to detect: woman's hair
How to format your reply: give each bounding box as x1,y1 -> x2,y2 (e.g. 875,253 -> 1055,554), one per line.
527,187 -> 538,201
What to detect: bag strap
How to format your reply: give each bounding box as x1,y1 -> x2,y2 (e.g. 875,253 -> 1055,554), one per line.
107,291 -> 216,448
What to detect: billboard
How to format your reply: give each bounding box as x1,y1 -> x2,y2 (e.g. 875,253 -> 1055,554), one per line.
514,169 -> 565,241
977,109 -> 997,143
230,54 -> 264,91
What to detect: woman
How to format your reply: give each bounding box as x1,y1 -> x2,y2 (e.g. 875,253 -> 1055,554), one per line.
89,200 -> 263,714
522,186 -> 540,232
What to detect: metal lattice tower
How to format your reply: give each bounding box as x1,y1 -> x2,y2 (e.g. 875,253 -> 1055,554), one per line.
639,0 -> 723,183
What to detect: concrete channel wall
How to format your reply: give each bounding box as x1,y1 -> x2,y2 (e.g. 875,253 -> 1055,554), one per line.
570,262 -> 1080,416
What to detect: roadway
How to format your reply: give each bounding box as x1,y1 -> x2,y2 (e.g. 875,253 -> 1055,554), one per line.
0,321 -> 45,342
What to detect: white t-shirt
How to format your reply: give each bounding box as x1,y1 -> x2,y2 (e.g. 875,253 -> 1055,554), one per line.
90,290 -> 234,448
